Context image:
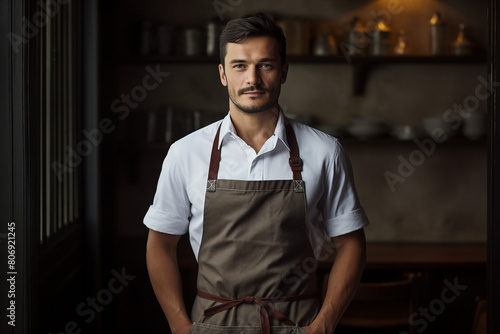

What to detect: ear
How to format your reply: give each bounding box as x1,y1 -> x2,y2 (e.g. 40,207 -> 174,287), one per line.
219,64 -> 227,87
280,62 -> 289,84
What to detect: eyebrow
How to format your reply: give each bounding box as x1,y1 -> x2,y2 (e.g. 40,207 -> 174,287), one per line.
229,59 -> 247,64
259,58 -> 278,63
229,57 -> 278,64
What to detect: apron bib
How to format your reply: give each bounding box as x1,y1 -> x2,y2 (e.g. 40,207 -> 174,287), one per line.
190,120 -> 319,334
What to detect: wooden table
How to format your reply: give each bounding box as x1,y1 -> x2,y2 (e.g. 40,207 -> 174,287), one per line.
318,242 -> 487,269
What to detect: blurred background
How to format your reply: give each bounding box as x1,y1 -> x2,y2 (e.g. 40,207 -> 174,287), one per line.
1,0 -> 495,333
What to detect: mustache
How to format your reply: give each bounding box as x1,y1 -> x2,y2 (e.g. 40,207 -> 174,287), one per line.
238,85 -> 268,95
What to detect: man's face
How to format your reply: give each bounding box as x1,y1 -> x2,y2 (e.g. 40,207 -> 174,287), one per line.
219,36 -> 288,114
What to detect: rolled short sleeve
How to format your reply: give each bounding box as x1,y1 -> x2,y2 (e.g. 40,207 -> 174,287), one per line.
143,143 -> 191,235
321,143 -> 369,237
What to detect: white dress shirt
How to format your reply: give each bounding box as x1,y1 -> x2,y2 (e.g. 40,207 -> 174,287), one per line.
144,111 -> 369,260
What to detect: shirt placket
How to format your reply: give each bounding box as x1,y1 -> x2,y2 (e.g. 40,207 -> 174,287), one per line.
249,134 -> 278,180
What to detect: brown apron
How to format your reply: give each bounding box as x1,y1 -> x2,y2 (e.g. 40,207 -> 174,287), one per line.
189,120 -> 319,334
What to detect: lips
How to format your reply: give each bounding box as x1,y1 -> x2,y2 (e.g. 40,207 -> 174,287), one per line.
238,86 -> 267,95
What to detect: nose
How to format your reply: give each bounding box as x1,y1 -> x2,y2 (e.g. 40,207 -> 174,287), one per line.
246,66 -> 262,86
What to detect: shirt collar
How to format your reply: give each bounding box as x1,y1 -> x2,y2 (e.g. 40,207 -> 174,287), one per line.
218,108 -> 290,151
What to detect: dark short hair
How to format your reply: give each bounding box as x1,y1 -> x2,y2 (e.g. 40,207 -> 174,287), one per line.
219,13 -> 287,67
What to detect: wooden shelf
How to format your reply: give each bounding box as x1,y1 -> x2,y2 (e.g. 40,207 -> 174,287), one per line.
319,242 -> 487,270
128,54 -> 486,64
128,55 -> 220,63
126,54 -> 486,95
344,55 -> 486,94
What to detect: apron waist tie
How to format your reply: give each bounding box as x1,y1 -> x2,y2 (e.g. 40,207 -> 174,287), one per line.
197,290 -> 316,334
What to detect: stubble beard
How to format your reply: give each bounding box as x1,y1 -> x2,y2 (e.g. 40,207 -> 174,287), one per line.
228,85 -> 279,115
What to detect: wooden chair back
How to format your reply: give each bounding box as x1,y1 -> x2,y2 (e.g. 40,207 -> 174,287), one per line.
324,272 -> 421,334
471,298 -> 487,334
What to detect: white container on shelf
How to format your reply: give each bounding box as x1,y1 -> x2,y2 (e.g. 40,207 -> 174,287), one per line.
463,110 -> 487,140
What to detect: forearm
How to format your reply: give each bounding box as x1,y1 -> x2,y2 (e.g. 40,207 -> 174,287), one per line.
311,229 -> 366,333
146,232 -> 192,334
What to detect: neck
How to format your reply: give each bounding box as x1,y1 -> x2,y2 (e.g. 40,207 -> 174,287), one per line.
230,104 -> 280,153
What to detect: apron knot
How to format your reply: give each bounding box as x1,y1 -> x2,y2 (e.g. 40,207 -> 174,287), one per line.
197,290 -> 317,334
242,296 -> 256,303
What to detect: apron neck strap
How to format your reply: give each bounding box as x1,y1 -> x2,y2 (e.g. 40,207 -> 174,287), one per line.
284,119 -> 303,181
208,124 -> 222,181
207,118 -> 303,182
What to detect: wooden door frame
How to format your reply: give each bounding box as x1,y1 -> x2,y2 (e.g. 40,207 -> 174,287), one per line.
488,1 -> 499,333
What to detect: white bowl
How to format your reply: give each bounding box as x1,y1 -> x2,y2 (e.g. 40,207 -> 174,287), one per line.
390,125 -> 420,141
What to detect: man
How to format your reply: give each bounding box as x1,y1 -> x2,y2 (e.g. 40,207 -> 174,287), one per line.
145,13 -> 369,334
